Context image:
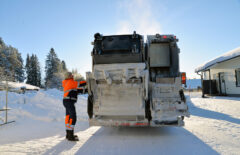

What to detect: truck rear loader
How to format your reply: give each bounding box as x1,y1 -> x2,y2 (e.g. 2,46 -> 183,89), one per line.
86,31 -> 189,127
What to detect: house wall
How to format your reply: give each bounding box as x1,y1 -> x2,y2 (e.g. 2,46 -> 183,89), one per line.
207,57 -> 240,95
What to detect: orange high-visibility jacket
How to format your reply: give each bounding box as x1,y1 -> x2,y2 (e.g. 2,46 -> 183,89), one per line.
62,79 -> 87,100
62,78 -> 79,100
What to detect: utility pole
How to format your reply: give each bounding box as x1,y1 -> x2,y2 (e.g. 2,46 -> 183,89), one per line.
0,79 -> 15,126
5,80 -> 8,123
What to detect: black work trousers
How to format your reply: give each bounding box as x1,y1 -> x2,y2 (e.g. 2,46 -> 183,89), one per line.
63,99 -> 77,125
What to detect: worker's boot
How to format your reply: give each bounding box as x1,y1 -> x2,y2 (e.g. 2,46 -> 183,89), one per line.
67,130 -> 79,141
66,130 -> 78,139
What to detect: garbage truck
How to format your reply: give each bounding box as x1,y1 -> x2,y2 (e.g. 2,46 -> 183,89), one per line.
86,31 -> 189,127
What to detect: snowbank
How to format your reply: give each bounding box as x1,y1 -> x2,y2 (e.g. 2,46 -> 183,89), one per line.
195,46 -> 240,72
0,81 -> 40,90
0,89 -> 88,145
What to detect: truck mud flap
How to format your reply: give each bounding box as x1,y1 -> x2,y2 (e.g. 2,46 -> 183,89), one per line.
87,95 -> 93,119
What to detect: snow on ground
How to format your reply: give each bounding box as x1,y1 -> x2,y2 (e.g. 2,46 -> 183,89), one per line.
0,89 -> 88,145
184,92 -> 240,155
0,90 -> 240,155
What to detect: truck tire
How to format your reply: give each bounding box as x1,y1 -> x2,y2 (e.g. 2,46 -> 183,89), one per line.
145,100 -> 152,122
88,95 -> 93,119
181,116 -> 184,120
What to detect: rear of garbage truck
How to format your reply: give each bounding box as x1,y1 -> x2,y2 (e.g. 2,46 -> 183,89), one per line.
86,32 -> 189,127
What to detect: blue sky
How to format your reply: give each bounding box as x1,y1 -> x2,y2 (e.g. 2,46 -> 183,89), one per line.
0,0 -> 240,78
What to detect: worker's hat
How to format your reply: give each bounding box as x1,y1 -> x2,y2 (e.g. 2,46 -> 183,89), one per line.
65,72 -> 73,79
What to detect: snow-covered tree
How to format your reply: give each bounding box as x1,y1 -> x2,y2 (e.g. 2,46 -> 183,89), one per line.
13,49 -> 25,82
0,37 -> 7,79
45,48 -> 66,89
72,69 -> 85,81
0,49 -> 4,79
0,37 -> 25,82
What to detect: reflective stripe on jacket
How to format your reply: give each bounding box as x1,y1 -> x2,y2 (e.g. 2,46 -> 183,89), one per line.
62,78 -> 79,100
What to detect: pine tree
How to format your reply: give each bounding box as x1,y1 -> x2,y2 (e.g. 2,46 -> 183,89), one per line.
0,37 -> 5,49
0,38 -> 7,79
45,48 -> 63,89
34,54 -> 41,87
61,60 -> 67,72
0,38 -> 25,82
0,38 -> 5,79
26,54 -> 41,87
14,51 -> 25,82
25,54 -> 31,84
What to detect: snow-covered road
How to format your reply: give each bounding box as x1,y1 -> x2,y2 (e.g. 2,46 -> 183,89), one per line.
0,90 -> 239,155
184,93 -> 240,155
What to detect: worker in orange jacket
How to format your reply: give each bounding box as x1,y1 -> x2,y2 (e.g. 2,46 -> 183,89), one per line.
62,72 -> 86,141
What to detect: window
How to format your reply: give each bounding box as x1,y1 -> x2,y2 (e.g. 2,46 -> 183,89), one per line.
236,68 -> 240,87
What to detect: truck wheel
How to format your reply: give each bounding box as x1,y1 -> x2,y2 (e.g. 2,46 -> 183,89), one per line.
181,116 -> 184,120
88,95 -> 93,119
145,100 -> 152,122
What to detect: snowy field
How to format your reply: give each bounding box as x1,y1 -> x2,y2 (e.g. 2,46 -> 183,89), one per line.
0,90 -> 240,155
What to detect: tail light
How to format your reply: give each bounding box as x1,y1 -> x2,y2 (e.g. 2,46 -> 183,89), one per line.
181,72 -> 186,84
163,35 -> 167,39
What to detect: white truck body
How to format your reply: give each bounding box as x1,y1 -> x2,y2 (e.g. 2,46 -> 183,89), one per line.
86,32 -> 190,127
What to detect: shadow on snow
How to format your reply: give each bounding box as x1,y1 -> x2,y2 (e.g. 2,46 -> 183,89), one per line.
187,97 -> 240,125
74,127 -> 218,155
42,122 -> 89,155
